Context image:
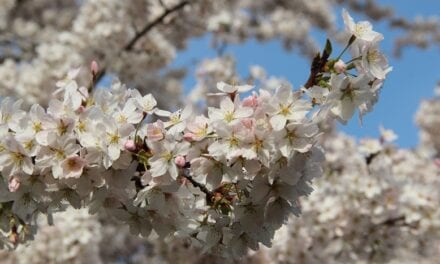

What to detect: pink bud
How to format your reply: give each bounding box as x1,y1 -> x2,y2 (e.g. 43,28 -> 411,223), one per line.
242,94 -> 258,107
175,156 -> 186,167
8,177 -> 20,192
434,158 -> 440,167
241,118 -> 254,129
77,105 -> 85,113
334,59 -> 346,73
124,140 -> 137,152
183,132 -> 195,141
91,60 -> 99,76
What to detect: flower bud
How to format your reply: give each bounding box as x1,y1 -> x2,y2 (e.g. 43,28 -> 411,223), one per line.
124,140 -> 137,152
242,94 -> 258,107
91,60 -> 99,76
175,156 -> 186,167
334,59 -> 346,73
8,177 -> 21,192
183,132 -> 195,141
77,105 -> 85,113
241,118 -> 254,129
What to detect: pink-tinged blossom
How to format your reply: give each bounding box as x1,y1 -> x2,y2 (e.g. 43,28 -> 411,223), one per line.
36,135 -> 80,179
183,132 -> 196,141
242,93 -> 259,108
174,156 -> 186,167
8,177 -> 21,192
146,120 -> 165,142
61,155 -> 88,179
184,116 -> 211,141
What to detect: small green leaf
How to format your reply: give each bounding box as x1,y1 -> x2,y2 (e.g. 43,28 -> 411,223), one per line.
323,39 -> 332,57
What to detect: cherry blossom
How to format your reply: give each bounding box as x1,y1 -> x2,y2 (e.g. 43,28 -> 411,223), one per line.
0,9 -> 397,260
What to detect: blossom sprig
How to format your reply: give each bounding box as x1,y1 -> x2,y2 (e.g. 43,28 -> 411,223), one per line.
0,10 -> 391,256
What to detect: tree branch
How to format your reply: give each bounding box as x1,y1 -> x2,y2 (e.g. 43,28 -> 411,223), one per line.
124,0 -> 190,51
181,167 -> 214,204
303,39 -> 332,88
182,173 -> 214,199
0,54 -> 21,64
92,0 -> 190,87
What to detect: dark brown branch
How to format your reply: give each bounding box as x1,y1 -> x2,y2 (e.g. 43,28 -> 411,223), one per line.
92,0 -> 190,87
377,215 -> 405,227
183,173 -> 213,198
303,39 -> 332,88
0,54 -> 22,64
158,0 -> 168,9
124,0 -> 190,51
373,215 -> 418,230
181,167 -> 214,203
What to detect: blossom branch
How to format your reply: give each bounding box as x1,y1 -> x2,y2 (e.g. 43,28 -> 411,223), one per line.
0,10 -> 392,256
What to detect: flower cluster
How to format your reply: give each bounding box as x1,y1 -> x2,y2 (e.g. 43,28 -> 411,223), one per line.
0,11 -> 390,257
3,129 -> 439,263
263,129 -> 440,263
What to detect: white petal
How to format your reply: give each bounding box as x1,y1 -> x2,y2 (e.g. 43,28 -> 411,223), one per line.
270,115 -> 287,131
220,97 -> 235,112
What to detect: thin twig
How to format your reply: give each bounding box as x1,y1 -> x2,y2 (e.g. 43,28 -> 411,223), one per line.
92,0 -> 190,87
182,170 -> 214,201
124,0 -> 189,51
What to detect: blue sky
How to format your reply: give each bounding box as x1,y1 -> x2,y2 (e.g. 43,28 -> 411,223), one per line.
172,1 -> 440,148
